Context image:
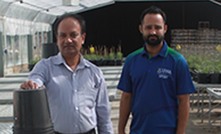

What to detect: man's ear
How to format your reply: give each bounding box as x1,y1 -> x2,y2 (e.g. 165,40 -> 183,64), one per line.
81,33 -> 86,44
139,25 -> 143,34
164,24 -> 168,34
56,36 -> 58,46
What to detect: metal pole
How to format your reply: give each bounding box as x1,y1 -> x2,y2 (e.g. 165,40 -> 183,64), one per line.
27,35 -> 33,63
47,30 -> 53,43
0,32 -> 4,77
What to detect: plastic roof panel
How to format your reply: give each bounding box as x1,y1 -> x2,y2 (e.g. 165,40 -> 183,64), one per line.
5,3 -> 39,21
34,12 -> 56,23
0,0 -> 11,16
22,0 -> 57,9
48,6 -> 84,16
81,0 -> 114,7
0,0 -> 115,23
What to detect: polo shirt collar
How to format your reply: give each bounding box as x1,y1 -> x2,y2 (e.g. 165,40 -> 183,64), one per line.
141,41 -> 168,58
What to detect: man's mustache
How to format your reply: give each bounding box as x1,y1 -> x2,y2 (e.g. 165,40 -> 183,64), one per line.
63,43 -> 76,47
147,34 -> 159,39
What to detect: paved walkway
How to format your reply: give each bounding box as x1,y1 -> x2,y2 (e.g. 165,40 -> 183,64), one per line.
1,104 -> 221,134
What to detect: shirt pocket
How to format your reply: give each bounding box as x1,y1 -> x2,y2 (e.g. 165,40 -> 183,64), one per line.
78,81 -> 98,109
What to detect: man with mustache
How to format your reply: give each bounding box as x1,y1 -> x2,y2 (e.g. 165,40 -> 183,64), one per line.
20,13 -> 113,134
117,6 -> 195,134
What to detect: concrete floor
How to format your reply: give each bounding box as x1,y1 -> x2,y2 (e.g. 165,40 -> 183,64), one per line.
111,99 -> 221,134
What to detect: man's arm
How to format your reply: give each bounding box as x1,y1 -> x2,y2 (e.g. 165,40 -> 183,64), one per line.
20,60 -> 47,90
176,94 -> 190,134
118,91 -> 132,134
96,74 -> 113,134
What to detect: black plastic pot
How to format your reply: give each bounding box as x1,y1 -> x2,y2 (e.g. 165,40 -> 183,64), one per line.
13,89 -> 54,134
210,73 -> 221,84
197,73 -> 211,83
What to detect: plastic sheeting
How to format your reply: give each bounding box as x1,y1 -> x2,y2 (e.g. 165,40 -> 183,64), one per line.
0,0 -> 115,24
3,18 -> 51,35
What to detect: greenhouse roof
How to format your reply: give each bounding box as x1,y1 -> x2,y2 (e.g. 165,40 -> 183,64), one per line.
0,0 -> 217,24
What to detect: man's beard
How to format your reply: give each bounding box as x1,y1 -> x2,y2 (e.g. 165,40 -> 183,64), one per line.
144,34 -> 164,47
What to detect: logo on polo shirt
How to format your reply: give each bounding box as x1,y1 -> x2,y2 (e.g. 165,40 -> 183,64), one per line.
157,68 -> 172,79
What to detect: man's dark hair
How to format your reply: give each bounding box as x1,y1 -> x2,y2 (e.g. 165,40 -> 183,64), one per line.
140,6 -> 167,24
53,13 -> 86,35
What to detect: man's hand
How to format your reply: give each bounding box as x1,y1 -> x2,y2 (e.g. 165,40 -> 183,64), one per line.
20,80 -> 39,89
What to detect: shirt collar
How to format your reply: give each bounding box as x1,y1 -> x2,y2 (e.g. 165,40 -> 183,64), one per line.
141,41 -> 168,58
53,52 -> 64,65
52,52 -> 90,68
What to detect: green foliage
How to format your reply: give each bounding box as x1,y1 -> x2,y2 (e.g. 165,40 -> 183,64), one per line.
108,52 -> 115,60
83,45 -> 123,61
30,57 -> 41,65
84,54 -> 101,61
186,54 -> 221,73
116,52 -> 123,60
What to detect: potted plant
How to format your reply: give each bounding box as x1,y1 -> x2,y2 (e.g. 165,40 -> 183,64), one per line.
82,45 -> 123,66
116,51 -> 123,65
186,54 -> 221,83
106,51 -> 115,66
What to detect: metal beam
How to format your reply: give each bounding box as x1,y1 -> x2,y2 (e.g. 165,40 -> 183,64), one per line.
0,32 -> 4,77
27,35 -> 33,63
47,30 -> 53,43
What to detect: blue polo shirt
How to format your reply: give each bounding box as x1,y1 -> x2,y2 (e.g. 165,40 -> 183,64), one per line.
117,42 -> 195,134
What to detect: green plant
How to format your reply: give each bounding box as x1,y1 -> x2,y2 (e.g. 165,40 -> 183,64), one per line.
108,52 -> 115,60
82,45 -> 123,66
29,57 -> 41,71
116,51 -> 123,60
186,54 -> 221,73
30,57 -> 41,65
84,54 -> 101,61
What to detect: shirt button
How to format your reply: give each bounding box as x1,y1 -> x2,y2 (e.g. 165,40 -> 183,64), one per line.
74,90 -> 77,92
75,107 -> 79,110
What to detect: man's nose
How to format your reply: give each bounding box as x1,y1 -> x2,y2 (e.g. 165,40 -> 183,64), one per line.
149,28 -> 157,34
64,36 -> 72,43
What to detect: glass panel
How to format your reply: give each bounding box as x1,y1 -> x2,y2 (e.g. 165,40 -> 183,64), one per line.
5,35 -> 28,67
19,35 -> 28,64
33,31 -> 48,59
5,35 -> 15,67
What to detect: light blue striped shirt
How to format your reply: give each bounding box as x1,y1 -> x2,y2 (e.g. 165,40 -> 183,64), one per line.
29,53 -> 113,134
